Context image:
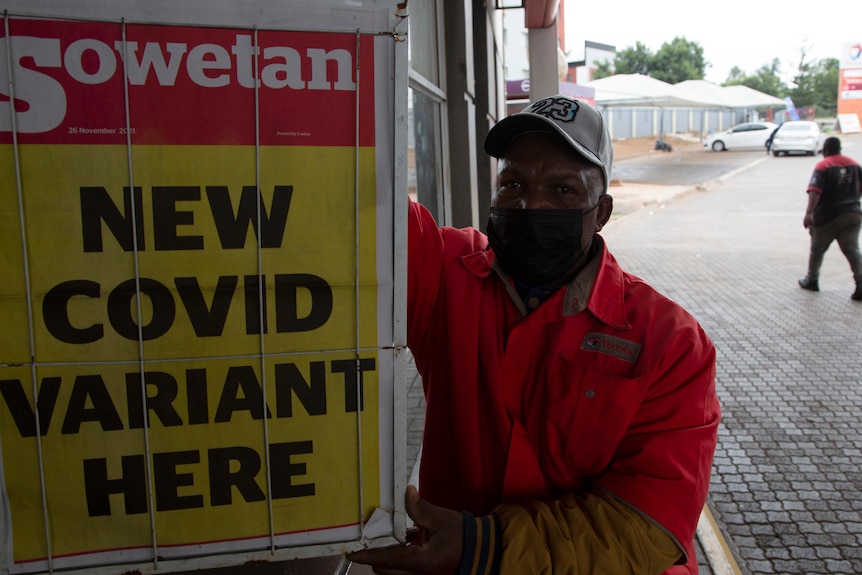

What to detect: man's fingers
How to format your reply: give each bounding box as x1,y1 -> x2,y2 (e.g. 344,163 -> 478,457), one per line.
404,485 -> 429,526
347,487 -> 462,574
405,526 -> 422,544
405,484 -> 462,535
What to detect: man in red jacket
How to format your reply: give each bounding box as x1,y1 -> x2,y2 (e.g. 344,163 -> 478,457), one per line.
348,95 -> 720,574
797,136 -> 862,300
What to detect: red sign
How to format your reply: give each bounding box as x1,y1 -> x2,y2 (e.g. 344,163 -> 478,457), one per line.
2,19 -> 375,146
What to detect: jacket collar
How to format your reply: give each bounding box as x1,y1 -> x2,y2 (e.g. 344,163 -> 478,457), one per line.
459,235 -> 631,329
581,237 -> 631,329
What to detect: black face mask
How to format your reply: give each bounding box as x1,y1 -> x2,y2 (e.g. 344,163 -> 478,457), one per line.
486,204 -> 597,285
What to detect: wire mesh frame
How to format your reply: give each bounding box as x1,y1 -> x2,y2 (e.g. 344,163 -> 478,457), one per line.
0,9 -> 406,574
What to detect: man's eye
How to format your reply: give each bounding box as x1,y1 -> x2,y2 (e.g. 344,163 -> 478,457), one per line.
557,185 -> 575,195
499,181 -> 522,191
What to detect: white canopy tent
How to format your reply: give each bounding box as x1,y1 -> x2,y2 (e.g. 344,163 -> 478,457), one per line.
721,84 -> 786,107
586,74 -> 784,109
669,80 -> 735,107
584,75 -> 786,141
585,73 -> 676,106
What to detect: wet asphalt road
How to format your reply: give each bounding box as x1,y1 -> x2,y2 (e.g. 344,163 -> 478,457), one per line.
611,143 -> 771,186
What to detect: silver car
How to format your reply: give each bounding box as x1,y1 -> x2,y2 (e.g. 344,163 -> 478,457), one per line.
770,121 -> 826,156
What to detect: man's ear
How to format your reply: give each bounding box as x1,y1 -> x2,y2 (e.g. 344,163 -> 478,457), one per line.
595,193 -> 613,231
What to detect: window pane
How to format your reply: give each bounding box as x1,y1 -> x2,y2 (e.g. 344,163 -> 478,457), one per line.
408,87 -> 443,221
408,1 -> 439,84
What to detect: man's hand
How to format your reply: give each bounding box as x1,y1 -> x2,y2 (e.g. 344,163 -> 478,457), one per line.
803,212 -> 814,229
346,485 -> 464,574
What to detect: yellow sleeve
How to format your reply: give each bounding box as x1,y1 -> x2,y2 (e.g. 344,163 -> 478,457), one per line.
492,489 -> 683,575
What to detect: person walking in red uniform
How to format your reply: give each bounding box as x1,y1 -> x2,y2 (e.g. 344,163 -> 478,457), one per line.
798,136 -> 862,301
348,95 -> 721,574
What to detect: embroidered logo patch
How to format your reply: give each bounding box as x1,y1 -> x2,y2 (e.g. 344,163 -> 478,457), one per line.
581,332 -> 641,363
528,96 -> 579,123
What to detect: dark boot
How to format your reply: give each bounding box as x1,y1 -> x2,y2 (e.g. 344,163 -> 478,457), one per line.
852,283 -> 862,301
798,277 -> 819,291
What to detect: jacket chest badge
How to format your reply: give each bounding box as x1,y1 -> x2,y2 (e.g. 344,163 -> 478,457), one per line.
581,333 -> 641,363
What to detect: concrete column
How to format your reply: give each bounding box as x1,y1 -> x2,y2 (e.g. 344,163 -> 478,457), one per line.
527,21 -> 559,101
473,1 -> 500,231
444,0 -> 480,229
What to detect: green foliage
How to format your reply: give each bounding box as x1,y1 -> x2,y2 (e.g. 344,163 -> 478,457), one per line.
650,37 -> 706,83
724,66 -> 747,84
592,59 -> 614,80
597,39 -> 839,117
601,37 -> 706,82
613,41 -> 652,75
811,58 -> 839,116
718,49 -> 839,116
788,47 -> 818,109
726,50 -> 838,116
722,58 -> 787,97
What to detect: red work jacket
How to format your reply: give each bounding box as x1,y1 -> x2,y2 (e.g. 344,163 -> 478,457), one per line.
407,200 -> 720,574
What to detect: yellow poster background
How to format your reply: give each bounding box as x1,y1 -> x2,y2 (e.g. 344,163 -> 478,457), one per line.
0,149 -> 30,363
0,142 -> 383,565
2,144 -> 378,364
0,353 -> 379,562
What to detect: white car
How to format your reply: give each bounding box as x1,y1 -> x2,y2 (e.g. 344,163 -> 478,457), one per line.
705,121 -> 778,152
770,121 -> 826,156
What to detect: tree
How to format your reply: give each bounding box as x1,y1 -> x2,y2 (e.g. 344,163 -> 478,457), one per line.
723,58 -> 787,97
613,41 -> 653,76
651,37 -> 706,84
592,59 -> 614,80
725,66 -> 746,85
719,50 -> 838,117
594,40 -> 839,117
812,58 -> 839,117
788,46 -> 818,110
600,38 -> 706,83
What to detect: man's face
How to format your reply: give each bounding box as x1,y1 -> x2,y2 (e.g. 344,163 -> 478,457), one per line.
492,132 -> 613,244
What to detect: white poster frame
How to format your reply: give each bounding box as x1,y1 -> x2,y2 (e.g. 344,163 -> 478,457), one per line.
0,2 -> 408,573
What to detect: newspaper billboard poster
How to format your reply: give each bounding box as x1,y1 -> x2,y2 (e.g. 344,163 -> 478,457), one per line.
1,8 -> 402,574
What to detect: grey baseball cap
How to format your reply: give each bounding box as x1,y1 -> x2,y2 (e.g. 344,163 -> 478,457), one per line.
484,95 -> 613,193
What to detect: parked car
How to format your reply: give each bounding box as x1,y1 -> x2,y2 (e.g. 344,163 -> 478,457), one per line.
705,121 -> 778,152
770,121 -> 826,156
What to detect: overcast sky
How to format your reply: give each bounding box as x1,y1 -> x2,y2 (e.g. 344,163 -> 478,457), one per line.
563,0 -> 860,84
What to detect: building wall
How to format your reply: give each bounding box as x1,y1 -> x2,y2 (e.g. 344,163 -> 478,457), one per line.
566,41 -> 615,84
403,0 -> 508,230
501,10 -> 530,82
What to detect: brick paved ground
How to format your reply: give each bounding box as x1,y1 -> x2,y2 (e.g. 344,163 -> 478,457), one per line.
602,142 -> 862,574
